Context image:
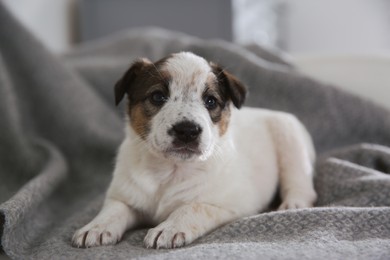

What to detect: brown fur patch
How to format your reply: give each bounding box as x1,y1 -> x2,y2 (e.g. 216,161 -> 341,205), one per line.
115,57 -> 172,139
210,63 -> 247,109
203,73 -> 232,136
218,107 -> 231,136
129,104 -> 151,138
205,63 -> 248,136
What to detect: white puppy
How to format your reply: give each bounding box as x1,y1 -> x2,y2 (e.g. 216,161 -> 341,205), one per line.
72,52 -> 317,249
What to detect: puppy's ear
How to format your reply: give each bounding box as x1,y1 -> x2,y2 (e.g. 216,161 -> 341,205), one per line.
211,63 -> 247,109
114,58 -> 152,106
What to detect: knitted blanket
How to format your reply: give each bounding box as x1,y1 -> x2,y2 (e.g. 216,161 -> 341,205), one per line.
1,3 -> 390,259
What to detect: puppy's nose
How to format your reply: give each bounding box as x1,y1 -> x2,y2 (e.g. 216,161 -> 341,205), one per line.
170,121 -> 202,143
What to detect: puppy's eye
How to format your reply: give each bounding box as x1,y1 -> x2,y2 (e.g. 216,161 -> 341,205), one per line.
204,96 -> 218,110
150,91 -> 168,106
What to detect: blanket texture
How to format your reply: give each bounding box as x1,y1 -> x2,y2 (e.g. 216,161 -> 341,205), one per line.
1,3 -> 390,259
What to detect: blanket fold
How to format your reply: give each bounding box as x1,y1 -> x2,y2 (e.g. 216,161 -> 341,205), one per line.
316,144 -> 390,208
1,2 -> 390,259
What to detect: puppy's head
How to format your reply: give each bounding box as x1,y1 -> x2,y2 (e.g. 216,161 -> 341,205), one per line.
115,52 -> 247,161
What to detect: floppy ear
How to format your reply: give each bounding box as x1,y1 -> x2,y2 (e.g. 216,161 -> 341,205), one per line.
114,58 -> 152,106
211,63 -> 247,109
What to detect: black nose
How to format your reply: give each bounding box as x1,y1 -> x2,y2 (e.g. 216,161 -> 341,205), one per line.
170,121 -> 202,143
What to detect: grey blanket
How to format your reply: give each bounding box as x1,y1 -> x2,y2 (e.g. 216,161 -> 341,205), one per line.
1,3 -> 390,259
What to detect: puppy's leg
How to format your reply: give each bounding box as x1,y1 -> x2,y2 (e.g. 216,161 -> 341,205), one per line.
268,115 -> 317,210
144,203 -> 236,249
72,198 -> 138,248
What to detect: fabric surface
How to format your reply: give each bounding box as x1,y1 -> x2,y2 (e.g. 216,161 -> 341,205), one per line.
1,3 -> 390,259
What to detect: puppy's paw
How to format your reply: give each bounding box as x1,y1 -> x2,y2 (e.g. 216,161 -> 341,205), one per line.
278,189 -> 317,211
278,199 -> 312,210
72,223 -> 122,248
144,222 -> 193,249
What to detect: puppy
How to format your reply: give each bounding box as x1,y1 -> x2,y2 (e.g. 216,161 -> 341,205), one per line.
72,52 -> 317,249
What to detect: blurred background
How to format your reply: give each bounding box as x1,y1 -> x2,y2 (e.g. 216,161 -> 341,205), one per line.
3,0 -> 390,108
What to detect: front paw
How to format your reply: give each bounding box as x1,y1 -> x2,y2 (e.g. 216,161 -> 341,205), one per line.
278,199 -> 312,210
278,191 -> 317,210
72,224 -> 122,248
144,223 -> 193,249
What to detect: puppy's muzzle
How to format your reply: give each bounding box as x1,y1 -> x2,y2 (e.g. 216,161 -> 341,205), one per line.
169,121 -> 202,146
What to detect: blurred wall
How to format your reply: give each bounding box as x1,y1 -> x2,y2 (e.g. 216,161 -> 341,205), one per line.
78,0 -> 232,43
285,0 -> 390,54
2,0 -> 390,54
2,0 -> 75,53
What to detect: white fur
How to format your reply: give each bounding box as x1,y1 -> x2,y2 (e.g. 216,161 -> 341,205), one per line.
72,52 -> 317,249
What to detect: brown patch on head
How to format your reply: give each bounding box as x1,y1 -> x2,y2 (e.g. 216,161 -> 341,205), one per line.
210,63 -> 247,109
202,73 -> 232,136
201,63 -> 248,136
114,57 -> 172,139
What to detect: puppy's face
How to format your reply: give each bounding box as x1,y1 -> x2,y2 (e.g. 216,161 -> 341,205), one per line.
115,52 -> 246,161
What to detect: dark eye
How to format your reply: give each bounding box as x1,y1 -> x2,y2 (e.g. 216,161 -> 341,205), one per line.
204,96 -> 218,110
150,91 -> 168,106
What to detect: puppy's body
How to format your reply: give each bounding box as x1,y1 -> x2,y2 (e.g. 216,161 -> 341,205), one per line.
72,52 -> 316,249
